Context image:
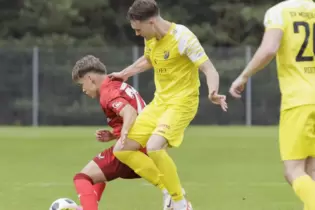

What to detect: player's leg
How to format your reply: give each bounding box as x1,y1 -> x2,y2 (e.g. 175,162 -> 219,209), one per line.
147,106 -> 197,210
73,160 -> 106,210
280,106 -> 315,210
113,137 -> 166,191
113,103 -> 166,191
117,147 -> 179,210
304,157 -> 315,210
306,157 -> 315,180
73,146 -> 122,210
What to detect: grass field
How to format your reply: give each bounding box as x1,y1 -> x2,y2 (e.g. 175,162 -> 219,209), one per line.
0,126 -> 302,210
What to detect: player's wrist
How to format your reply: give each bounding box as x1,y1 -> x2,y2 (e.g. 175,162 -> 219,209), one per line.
121,130 -> 128,136
240,71 -> 250,80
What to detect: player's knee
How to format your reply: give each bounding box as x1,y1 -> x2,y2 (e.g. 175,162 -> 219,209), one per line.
283,160 -> 307,184
306,158 -> 315,179
73,173 -> 94,184
113,138 -> 141,152
146,134 -> 168,151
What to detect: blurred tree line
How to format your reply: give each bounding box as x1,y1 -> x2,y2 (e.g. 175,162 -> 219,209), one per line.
0,0 -> 281,125
0,0 -> 279,47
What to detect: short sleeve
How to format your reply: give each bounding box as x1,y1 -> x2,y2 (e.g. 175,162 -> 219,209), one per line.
99,85 -> 128,114
177,30 -> 209,67
107,97 -> 129,115
264,6 -> 285,30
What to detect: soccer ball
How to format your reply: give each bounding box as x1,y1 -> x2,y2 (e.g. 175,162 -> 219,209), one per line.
49,198 -> 78,210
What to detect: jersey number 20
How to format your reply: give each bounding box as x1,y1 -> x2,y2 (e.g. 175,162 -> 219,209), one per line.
293,21 -> 315,62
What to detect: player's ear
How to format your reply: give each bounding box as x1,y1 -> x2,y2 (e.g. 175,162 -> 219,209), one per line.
87,75 -> 95,84
148,18 -> 154,25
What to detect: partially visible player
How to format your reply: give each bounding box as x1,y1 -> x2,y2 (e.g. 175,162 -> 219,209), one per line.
229,0 -> 315,209
68,55 -> 174,210
109,0 -> 227,210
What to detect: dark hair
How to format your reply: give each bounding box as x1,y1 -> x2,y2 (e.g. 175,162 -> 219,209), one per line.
72,55 -> 107,81
127,0 -> 159,21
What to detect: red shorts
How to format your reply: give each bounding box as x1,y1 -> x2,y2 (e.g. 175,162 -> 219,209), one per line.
93,146 -> 146,181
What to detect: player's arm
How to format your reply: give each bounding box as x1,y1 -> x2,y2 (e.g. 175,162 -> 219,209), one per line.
110,40 -> 153,80
118,104 -> 138,136
120,55 -> 152,78
107,97 -> 138,136
239,7 -> 284,79
179,32 -> 219,94
199,60 -> 220,96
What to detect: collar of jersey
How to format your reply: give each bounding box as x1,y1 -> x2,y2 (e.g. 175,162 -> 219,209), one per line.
100,76 -> 111,90
155,22 -> 176,42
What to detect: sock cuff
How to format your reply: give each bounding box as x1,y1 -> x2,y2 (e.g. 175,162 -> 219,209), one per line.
147,149 -> 167,155
74,173 -> 93,184
293,175 -> 312,192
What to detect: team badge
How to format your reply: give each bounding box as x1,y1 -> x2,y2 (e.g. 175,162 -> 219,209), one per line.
164,51 -> 170,59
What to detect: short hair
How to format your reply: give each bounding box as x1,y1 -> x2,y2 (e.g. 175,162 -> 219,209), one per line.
72,55 -> 107,81
127,0 -> 159,21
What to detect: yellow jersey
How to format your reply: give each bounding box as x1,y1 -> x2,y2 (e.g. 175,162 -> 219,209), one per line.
144,23 -> 209,105
264,0 -> 315,110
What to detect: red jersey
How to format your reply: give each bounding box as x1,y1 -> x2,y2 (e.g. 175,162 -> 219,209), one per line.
99,77 -> 146,138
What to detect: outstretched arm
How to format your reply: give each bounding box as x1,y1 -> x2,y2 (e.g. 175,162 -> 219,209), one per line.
118,104 -> 138,137
121,55 -> 153,78
178,30 -> 227,111
229,6 -> 284,98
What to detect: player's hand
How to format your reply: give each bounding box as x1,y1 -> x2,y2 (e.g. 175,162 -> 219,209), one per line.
108,71 -> 129,82
95,129 -> 115,142
209,91 -> 228,112
229,75 -> 248,99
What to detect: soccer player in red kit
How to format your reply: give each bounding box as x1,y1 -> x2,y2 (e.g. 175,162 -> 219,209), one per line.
69,55 -> 172,210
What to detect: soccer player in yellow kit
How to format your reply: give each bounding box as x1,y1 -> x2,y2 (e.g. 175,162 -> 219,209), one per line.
109,0 -> 227,209
229,0 -> 315,209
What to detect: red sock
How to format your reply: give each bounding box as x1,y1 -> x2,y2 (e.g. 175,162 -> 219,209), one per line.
74,173 -> 98,210
93,183 -> 106,201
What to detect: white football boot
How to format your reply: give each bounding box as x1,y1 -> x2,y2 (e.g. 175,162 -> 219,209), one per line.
163,188 -> 191,210
173,199 -> 193,210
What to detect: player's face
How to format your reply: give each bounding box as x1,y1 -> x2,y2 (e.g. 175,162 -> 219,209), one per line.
131,19 -> 155,39
78,74 -> 98,98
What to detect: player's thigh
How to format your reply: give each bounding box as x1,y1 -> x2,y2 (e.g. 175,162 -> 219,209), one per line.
128,102 -> 165,147
153,104 -> 198,148
279,105 -> 315,161
283,159 -> 306,184
81,160 -> 106,183
92,146 -> 127,182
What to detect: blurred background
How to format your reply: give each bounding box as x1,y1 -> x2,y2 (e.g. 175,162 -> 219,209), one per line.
1,0 -> 281,127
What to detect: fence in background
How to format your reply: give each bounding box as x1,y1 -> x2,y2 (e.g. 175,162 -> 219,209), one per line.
0,45 -> 280,126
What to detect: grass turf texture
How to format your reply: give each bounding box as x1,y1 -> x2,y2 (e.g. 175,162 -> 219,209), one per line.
0,126 -> 301,210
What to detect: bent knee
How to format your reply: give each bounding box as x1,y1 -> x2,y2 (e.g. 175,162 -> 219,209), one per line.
73,173 -> 93,183
113,139 -> 141,152
283,161 -> 307,184
75,161 -> 106,183
146,135 -> 168,151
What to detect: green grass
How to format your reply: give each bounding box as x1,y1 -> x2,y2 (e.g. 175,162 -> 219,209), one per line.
0,126 -> 301,210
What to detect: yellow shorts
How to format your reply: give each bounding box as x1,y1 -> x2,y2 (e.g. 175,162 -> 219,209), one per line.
128,100 -> 198,147
279,105 -> 315,160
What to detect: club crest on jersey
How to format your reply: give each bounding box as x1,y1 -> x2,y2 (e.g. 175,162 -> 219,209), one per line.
112,101 -> 123,109
164,51 -> 170,59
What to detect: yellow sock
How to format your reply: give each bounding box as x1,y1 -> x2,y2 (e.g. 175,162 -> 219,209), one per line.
148,150 -> 184,201
304,206 -> 309,210
293,175 -> 315,210
114,151 -> 165,190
